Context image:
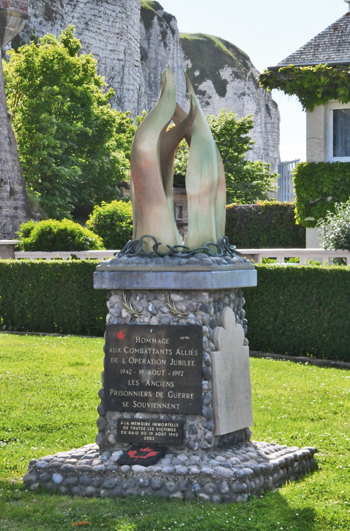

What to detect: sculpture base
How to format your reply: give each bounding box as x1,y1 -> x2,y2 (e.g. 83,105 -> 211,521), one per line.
94,266 -> 255,452
23,441 -> 317,503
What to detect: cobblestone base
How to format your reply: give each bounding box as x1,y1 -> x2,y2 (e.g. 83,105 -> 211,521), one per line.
23,441 -> 317,503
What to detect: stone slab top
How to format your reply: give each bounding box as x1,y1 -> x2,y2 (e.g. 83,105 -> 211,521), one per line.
96,262 -> 254,272
94,268 -> 257,291
96,251 -> 255,272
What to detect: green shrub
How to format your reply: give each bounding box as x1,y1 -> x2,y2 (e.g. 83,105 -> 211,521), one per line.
86,200 -> 133,250
245,264 -> 350,361
0,260 -> 107,336
17,219 -> 104,251
1,261 -> 350,361
293,161 -> 350,227
225,201 -> 305,248
318,200 -> 350,250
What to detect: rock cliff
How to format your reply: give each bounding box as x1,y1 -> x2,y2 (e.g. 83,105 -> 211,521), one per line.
140,0 -> 186,110
22,0 -> 144,115
180,34 -> 280,171
17,0 -> 279,168
0,60 -> 32,239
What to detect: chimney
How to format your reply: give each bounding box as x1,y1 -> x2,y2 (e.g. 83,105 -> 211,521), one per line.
345,0 -> 350,12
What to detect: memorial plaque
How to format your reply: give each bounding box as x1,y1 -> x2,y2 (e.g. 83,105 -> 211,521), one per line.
117,418 -> 183,445
104,324 -> 202,414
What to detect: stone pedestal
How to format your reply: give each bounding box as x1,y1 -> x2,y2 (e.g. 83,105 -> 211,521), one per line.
23,253 -> 317,502
93,254 -> 257,453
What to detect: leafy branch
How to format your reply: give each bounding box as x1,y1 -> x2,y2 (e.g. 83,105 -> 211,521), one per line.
164,294 -> 187,318
122,292 -> 142,318
259,64 -> 350,111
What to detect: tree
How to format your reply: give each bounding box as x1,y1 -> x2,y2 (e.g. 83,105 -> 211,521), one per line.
174,110 -> 278,204
86,200 -> 133,249
3,27 -> 130,220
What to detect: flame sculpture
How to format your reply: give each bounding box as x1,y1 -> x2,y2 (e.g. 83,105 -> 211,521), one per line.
130,67 -> 226,253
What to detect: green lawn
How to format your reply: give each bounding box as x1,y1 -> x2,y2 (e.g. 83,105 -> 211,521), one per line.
0,334 -> 349,531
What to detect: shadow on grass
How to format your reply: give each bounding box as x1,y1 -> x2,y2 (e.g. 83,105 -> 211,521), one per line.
0,479 -> 319,531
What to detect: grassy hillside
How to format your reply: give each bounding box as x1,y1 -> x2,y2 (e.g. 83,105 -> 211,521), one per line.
180,33 -> 254,98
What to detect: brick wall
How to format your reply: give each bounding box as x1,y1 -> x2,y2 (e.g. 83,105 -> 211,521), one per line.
1,0 -> 28,13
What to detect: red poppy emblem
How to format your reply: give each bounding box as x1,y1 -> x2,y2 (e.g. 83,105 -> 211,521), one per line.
117,331 -> 125,340
127,447 -> 159,460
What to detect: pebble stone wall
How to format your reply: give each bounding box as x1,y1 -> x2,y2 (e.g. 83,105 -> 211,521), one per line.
96,288 -> 250,453
23,441 -> 317,502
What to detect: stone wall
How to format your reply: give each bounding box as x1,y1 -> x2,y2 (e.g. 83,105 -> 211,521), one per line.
1,0 -> 28,11
97,287 -> 249,453
23,0 -> 144,115
0,59 -> 32,239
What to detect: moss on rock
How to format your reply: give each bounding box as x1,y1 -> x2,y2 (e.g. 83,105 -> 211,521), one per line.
180,33 -> 252,98
141,1 -> 175,36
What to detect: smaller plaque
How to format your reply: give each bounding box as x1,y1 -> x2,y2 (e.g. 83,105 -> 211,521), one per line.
117,446 -> 168,467
117,418 -> 183,445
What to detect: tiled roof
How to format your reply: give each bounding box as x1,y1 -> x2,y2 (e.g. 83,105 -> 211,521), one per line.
277,12 -> 350,67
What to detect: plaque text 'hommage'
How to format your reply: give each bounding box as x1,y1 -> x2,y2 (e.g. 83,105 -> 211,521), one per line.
104,324 -> 202,415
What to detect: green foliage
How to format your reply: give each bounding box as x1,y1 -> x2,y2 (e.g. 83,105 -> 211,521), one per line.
1,336 -> 350,529
173,139 -> 189,188
245,264 -> 350,361
113,111 -> 137,161
174,111 -> 278,203
0,261 -> 107,335
86,200 -> 133,250
293,161 -> 350,227
318,200 -> 350,250
259,64 -> 350,111
225,201 -> 305,248
17,219 -> 104,251
3,26 -> 129,220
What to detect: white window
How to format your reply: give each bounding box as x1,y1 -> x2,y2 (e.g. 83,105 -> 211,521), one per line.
175,204 -> 184,220
327,102 -> 350,161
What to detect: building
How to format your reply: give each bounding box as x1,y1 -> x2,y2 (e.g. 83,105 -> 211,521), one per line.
121,183 -> 188,242
264,0 -> 350,247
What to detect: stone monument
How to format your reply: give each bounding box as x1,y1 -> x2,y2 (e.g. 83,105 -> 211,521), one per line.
0,0 -> 32,239
24,68 -> 317,502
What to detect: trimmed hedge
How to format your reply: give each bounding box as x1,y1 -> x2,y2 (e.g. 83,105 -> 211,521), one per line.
226,202 -> 305,248
294,161 -> 350,227
0,261 -> 107,336
1,261 -> 349,361
245,265 -> 350,361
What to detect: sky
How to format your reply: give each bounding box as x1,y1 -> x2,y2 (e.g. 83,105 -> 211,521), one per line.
159,0 -> 348,162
